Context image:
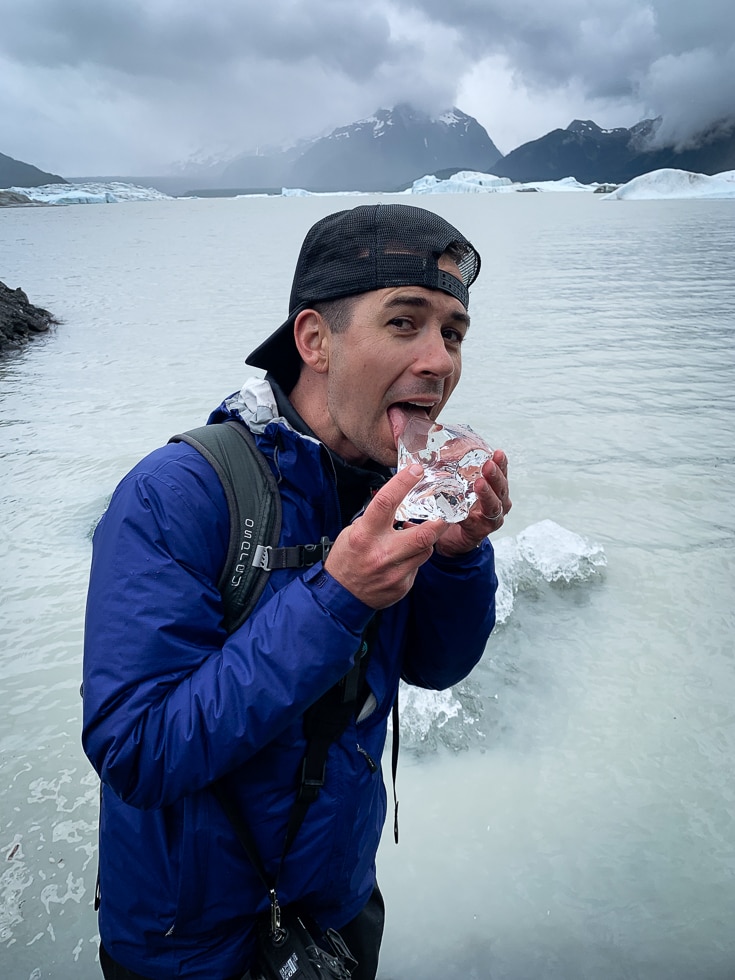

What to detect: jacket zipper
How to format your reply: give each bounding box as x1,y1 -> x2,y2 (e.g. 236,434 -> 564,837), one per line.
356,743 -> 378,773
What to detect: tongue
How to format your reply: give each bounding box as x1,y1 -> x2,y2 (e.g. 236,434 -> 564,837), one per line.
388,406 -> 435,451
388,405 -> 411,447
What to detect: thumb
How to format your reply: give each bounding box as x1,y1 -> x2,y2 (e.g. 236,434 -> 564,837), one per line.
362,464 -> 424,530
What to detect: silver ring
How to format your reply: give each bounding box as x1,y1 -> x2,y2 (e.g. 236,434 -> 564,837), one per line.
489,507 -> 504,522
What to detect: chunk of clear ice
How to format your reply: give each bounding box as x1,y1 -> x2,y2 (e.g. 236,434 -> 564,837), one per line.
395,417 -> 492,524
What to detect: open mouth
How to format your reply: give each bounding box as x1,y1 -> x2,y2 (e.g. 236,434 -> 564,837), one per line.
387,401 -> 435,446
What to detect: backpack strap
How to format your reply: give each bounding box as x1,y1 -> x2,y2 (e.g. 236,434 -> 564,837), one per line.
170,420 -> 334,633
391,695 -> 400,843
170,421 -> 281,633
170,422 -> 396,882
214,614 -> 379,906
282,615 -> 378,854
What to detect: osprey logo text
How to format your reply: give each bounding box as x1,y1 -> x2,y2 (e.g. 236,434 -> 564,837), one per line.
230,518 -> 255,587
279,952 -> 299,980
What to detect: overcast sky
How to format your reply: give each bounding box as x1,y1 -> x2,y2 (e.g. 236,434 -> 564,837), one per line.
2,0 -> 733,176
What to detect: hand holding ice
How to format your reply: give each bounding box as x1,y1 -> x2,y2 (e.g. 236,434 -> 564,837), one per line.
395,417 -> 492,523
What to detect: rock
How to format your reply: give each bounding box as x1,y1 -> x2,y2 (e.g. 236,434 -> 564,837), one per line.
0,281 -> 58,355
0,191 -> 41,208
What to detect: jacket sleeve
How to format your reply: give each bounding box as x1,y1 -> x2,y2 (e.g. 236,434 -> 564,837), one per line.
400,540 -> 497,690
82,445 -> 374,811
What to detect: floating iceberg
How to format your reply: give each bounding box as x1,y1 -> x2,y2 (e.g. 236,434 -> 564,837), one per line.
394,682 -> 485,754
282,168 -> 735,199
411,171 -> 513,194
409,172 -> 593,194
514,176 -> 594,193
493,519 -> 607,625
280,187 -> 368,197
12,168 -> 735,206
410,167 -> 735,199
279,172 -> 598,197
602,168 -> 735,200
5,182 -> 174,205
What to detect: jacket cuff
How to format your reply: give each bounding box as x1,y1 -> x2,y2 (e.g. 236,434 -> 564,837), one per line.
431,536 -> 494,568
302,563 -> 375,634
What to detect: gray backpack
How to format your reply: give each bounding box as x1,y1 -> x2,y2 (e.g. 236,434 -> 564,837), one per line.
170,420 -> 333,633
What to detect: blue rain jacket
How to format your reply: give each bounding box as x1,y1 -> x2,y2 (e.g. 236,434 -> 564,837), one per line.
82,382 -> 497,979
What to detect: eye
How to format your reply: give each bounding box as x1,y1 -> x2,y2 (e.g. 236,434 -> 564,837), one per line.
442,326 -> 465,345
388,317 -> 415,331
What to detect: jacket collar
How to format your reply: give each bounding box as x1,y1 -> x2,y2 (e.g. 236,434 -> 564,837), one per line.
212,376 -> 391,527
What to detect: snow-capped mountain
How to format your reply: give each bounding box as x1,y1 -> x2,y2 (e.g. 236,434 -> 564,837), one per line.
169,144 -> 242,178
494,117 -> 735,184
219,105 -> 502,192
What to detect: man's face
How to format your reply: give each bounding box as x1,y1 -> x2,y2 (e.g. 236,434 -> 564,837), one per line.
319,257 -> 470,467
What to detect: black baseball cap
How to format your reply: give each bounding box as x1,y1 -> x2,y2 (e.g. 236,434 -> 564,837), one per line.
246,203 -> 481,391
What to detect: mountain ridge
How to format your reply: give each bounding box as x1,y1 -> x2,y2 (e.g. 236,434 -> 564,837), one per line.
4,106 -> 734,193
218,104 -> 502,192
494,117 -> 735,184
0,152 -> 67,189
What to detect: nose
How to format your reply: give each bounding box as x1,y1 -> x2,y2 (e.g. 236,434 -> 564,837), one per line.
413,326 -> 456,379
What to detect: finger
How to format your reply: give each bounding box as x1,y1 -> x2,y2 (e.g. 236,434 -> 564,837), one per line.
361,464 -> 425,532
473,477 -> 505,523
393,517 -> 448,557
492,449 -> 508,477
482,455 -> 511,505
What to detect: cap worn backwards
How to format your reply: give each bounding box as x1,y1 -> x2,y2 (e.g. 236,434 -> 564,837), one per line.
246,203 -> 482,391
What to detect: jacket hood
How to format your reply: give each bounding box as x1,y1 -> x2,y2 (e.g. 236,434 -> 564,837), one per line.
208,376 -> 316,437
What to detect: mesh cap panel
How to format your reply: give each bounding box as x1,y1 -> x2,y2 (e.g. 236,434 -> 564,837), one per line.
247,203 -> 481,390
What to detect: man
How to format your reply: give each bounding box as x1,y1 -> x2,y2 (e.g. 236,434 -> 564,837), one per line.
83,203 -> 510,980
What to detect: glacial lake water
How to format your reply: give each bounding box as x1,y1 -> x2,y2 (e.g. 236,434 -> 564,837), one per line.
1,191 -> 734,979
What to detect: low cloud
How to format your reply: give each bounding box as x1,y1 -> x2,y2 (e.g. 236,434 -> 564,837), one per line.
1,0 -> 733,173
399,0 -> 735,145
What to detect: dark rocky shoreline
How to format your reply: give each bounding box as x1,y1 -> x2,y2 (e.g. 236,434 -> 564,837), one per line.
0,189 -> 47,207
0,281 -> 58,355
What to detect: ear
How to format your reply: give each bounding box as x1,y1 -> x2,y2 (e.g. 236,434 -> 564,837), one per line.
293,309 -> 329,374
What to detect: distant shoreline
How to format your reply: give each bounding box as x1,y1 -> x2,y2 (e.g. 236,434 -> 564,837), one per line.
5,167 -> 734,205
0,189 -> 48,207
